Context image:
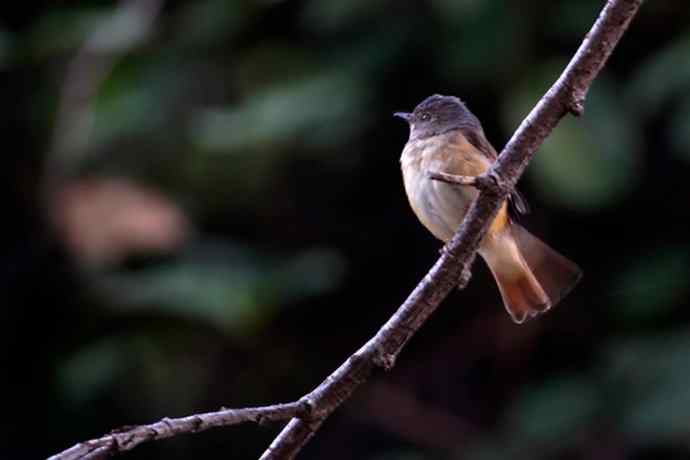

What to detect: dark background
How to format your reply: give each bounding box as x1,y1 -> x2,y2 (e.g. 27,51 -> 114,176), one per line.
3,1 -> 690,459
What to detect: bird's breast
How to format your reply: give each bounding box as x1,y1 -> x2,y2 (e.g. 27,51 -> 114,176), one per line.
400,134 -> 481,242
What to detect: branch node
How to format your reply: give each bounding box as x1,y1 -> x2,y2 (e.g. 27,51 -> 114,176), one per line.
118,433 -> 136,449
191,416 -> 203,432
457,266 -> 473,290
256,414 -> 271,427
565,83 -> 587,116
373,348 -> 396,371
568,95 -> 586,116
481,171 -> 510,195
297,397 -> 317,420
438,244 -> 455,261
296,399 -> 313,418
87,444 -> 114,460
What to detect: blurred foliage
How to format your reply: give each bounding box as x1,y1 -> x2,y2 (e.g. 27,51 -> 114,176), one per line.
3,1 -> 690,459
100,243 -> 345,336
505,65 -> 641,210
509,376 -> 600,442
606,332 -> 690,440
610,247 -> 690,321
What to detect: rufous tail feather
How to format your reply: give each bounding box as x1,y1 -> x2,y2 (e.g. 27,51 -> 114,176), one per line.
480,224 -> 582,324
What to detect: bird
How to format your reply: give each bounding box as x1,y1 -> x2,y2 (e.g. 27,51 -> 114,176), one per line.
395,94 -> 581,323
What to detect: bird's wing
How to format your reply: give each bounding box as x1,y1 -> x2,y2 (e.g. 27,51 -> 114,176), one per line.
459,126 -> 497,161
456,127 -> 530,216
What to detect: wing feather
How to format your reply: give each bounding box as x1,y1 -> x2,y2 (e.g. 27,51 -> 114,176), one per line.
457,128 -> 529,216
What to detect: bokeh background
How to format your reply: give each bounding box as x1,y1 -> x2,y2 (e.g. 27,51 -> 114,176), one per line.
3,1 -> 690,459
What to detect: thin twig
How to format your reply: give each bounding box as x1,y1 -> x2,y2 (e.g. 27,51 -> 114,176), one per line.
48,401 -> 309,460
48,1 -> 643,459
426,171 -> 502,195
427,171 -> 479,187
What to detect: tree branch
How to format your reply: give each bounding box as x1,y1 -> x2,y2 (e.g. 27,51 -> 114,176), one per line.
427,171 -> 481,187
48,401 -> 309,460
427,171 -> 500,194
260,1 -> 643,458
48,1 -> 643,459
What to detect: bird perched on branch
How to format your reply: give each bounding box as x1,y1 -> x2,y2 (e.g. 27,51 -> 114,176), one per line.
396,94 -> 581,323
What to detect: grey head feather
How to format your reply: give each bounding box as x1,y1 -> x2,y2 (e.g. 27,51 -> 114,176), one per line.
406,94 -> 482,140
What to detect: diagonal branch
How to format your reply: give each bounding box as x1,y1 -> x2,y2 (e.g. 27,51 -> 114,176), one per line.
260,1 -> 643,459
48,1 -> 643,459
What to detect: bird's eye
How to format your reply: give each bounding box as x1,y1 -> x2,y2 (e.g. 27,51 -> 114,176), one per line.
420,112 -> 431,121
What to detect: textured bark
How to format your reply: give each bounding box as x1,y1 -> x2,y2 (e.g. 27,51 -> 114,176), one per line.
49,1 -> 643,459
48,402 -> 309,460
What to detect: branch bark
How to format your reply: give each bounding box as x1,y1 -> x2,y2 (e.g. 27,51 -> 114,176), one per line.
48,1 -> 643,459
48,402 -> 309,460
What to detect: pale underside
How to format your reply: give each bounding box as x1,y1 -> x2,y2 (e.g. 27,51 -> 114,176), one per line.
400,130 -> 507,244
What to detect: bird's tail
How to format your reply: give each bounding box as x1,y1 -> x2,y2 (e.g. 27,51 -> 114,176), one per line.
480,224 -> 582,324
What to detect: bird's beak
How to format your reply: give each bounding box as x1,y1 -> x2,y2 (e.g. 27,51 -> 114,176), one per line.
394,112 -> 412,122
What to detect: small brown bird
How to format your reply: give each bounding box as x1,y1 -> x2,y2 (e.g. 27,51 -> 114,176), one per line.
396,94 -> 581,323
